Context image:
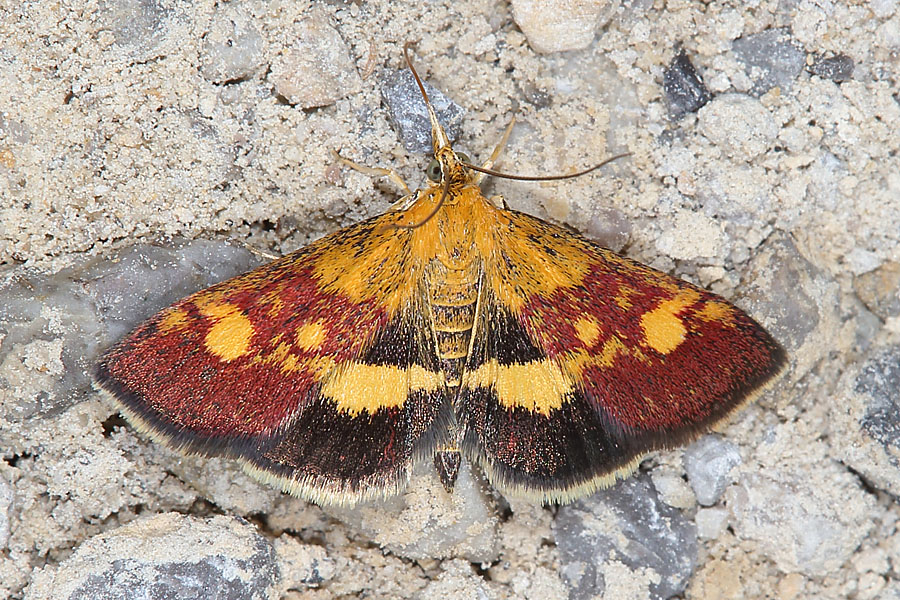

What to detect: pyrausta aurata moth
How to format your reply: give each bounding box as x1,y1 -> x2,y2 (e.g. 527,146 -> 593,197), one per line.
95,46 -> 787,506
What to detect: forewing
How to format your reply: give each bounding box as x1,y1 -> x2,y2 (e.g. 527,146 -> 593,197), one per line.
95,213 -> 447,505
459,210 -> 787,503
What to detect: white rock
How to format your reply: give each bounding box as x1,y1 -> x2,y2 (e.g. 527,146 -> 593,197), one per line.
200,6 -> 265,83
269,11 -> 361,108
511,0 -> 617,54
870,0 -> 898,18
650,470 -> 696,509
698,94 -> 779,160
655,211 -> 725,261
695,507 -> 729,540
876,16 -> 900,49
683,435 -> 742,506
725,468 -> 875,576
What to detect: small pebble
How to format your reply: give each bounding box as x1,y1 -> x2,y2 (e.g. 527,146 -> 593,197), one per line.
100,0 -> 172,60
270,11 -> 362,108
698,93 -> 778,160
695,507 -> 729,540
738,235 -> 823,353
808,54 -> 855,83
664,49 -> 713,118
510,0 -> 613,54
683,435 -> 742,506
732,28 -> 806,96
200,7 -> 265,83
853,261 -> 900,321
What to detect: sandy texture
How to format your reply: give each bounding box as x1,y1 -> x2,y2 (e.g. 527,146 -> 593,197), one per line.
2,1 -> 899,599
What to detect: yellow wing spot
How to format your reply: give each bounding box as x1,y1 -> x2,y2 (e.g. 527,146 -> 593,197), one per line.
466,359 -> 572,416
596,335 -> 628,367
574,316 -> 601,348
697,300 -> 735,325
159,308 -> 190,333
255,340 -> 336,377
267,341 -> 297,372
200,303 -> 255,362
322,362 -> 443,416
295,321 -> 327,352
639,292 -> 699,355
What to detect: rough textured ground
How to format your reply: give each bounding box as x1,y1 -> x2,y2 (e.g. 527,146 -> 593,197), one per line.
2,1 -> 899,599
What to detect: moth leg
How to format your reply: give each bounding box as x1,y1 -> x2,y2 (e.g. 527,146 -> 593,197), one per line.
474,116 -> 516,186
232,239 -> 281,261
331,150 -> 412,195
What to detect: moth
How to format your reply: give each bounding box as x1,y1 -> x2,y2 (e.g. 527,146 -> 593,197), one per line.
95,47 -> 787,506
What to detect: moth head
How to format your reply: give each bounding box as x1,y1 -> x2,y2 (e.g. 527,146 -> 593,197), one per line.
425,151 -> 471,183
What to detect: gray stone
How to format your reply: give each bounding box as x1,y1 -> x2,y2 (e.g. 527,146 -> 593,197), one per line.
831,343 -> 900,501
0,240 -> 259,422
683,435 -> 742,506
664,49 -> 712,118
201,7 -> 266,83
725,466 -> 875,576
100,0 -> 167,48
732,28 -> 806,97
0,113 -> 31,144
855,346 -> 900,451
98,0 -> 188,63
0,475 -> 11,550
381,69 -> 466,153
808,54 -> 855,83
86,239 -> 261,344
854,261 -> 900,321
584,206 -> 632,253
554,474 -> 698,600
517,80 -> 553,109
738,235 -> 821,354
23,513 -> 282,600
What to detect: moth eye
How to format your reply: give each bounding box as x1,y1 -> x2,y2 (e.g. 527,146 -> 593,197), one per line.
456,152 -> 471,164
426,158 -> 442,182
